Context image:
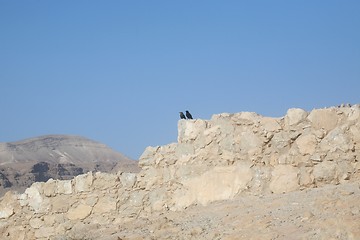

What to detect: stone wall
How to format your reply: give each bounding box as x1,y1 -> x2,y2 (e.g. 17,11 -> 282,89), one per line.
0,171 -> 139,239
137,106 -> 360,210
0,106 -> 359,239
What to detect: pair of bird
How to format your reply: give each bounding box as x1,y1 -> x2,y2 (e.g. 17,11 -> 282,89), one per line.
179,110 -> 193,120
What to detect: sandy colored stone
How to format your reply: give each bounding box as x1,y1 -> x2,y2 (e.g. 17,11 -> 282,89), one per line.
56,179 -> 73,195
174,162 -> 253,209
285,108 -> 308,126
93,172 -> 119,190
1,226 -> 28,240
295,134 -> 317,155
269,165 -> 299,193
147,187 -> 169,212
237,130 -> 263,152
139,146 -> 159,167
34,226 -> 55,238
307,108 -> 338,132
29,217 -> 43,229
43,214 -> 56,227
320,127 -> 352,152
178,119 -> 207,143
119,172 -> 137,190
92,195 -> 117,214
261,117 -> 282,132
313,161 -> 337,183
51,194 -> 72,213
74,172 -> 93,193
43,178 -> 57,197
84,195 -> 99,207
24,182 -> 46,212
67,204 -> 92,220
0,192 -> 18,219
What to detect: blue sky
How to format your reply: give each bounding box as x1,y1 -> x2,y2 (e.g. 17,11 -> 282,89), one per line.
1,1 -> 359,159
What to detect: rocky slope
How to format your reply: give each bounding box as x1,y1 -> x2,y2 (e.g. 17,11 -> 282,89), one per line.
0,135 -> 139,196
0,106 -> 359,239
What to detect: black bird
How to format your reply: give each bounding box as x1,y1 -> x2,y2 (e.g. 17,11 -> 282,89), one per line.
179,112 -> 186,119
185,110 -> 193,119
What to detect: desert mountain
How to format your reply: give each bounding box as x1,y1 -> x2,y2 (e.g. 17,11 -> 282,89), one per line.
0,135 -> 139,196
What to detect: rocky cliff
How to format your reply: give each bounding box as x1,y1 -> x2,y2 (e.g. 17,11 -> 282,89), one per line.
0,106 -> 359,239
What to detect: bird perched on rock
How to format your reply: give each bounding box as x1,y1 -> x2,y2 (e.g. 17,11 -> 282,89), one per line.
185,110 -> 193,119
179,112 -> 186,119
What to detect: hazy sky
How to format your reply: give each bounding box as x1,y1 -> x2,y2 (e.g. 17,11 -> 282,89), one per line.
1,1 -> 359,159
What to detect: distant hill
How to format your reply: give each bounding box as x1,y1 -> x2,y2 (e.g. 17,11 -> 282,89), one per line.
0,135 -> 140,196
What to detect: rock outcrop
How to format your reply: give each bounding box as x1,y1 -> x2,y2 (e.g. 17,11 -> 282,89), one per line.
0,106 -> 359,239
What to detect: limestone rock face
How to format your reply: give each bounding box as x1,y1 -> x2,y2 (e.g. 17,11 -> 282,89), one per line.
0,106 -> 360,239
